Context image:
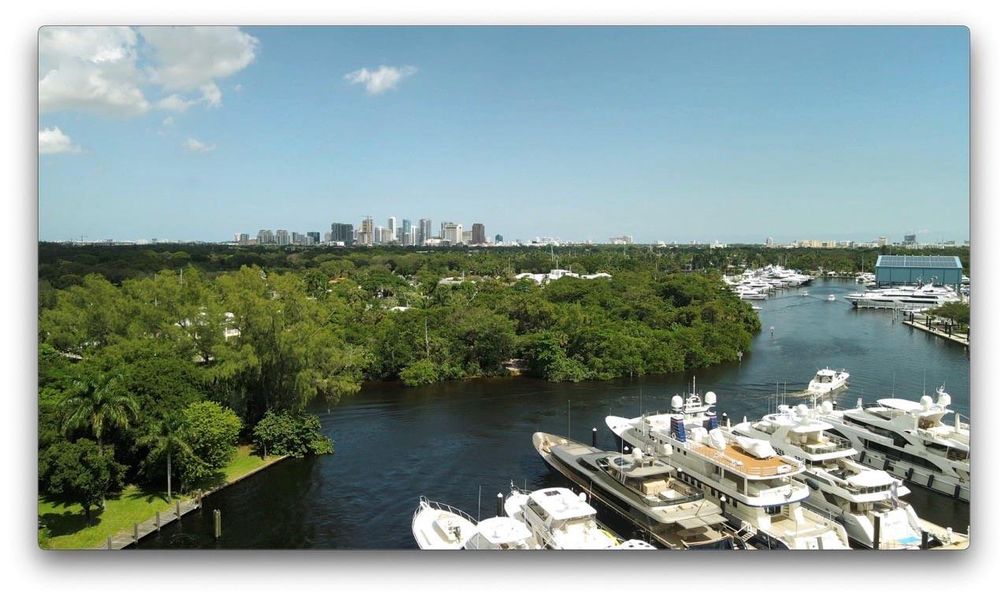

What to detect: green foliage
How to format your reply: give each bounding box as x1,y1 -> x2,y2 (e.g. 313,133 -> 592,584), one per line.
176,401 -> 242,488
928,301 -> 970,326
400,359 -> 439,386
251,410 -> 334,458
39,439 -> 125,522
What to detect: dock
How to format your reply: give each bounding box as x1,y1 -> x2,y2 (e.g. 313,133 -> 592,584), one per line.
902,319 -> 969,347
97,454 -> 289,549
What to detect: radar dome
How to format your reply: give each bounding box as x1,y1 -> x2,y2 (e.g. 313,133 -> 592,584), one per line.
671,395 -> 684,409
920,395 -> 934,409
704,391 -> 717,405
820,400 -> 834,413
937,392 -> 952,407
660,444 -> 674,456
796,404 -> 809,417
631,448 -> 644,462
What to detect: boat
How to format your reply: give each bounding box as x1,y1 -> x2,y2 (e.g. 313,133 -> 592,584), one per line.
808,368 -> 849,396
606,388 -> 851,549
816,389 -> 970,502
827,294 -> 836,302
503,486 -> 654,549
801,291 -> 809,297
844,283 -> 960,311
730,404 -> 930,549
412,497 -> 540,549
532,432 -> 739,549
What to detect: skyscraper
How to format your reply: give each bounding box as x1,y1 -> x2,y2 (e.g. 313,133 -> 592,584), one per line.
257,229 -> 274,245
276,229 -> 290,245
332,223 -> 354,245
471,223 -> 486,245
494,234 -> 503,244
388,217 -> 396,237
400,219 -> 412,245
443,222 -> 463,244
419,219 -> 432,245
307,231 -> 321,245
361,216 -> 374,246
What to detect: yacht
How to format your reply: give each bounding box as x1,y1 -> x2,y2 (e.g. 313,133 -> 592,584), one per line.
731,404 -> 925,549
738,287 -> 768,301
503,486 -> 654,550
816,390 -> 970,501
808,368 -> 849,396
607,390 -> 851,549
412,497 -> 540,549
844,284 -> 960,311
532,432 -> 738,549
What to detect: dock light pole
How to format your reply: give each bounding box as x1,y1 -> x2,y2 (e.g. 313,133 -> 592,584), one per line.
496,493 -> 505,518
592,427 -> 597,448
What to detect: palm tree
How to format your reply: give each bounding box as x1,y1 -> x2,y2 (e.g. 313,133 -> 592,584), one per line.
138,416 -> 192,501
60,371 -> 139,453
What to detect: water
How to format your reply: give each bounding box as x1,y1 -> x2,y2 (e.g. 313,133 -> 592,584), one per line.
136,280 -> 970,549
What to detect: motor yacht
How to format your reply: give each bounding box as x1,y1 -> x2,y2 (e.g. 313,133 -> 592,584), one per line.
607,389 -> 850,549
503,486 -> 654,549
844,284 -> 960,311
731,404 -> 927,549
816,390 -> 969,502
808,368 -> 849,396
532,432 -> 738,549
412,497 -> 540,549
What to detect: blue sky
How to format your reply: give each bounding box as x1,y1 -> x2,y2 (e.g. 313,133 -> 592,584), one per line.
38,26 -> 969,243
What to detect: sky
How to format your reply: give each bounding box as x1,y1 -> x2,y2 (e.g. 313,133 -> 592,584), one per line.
38,26 -> 969,244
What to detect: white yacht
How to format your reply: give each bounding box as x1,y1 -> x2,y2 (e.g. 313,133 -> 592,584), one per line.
808,368 -> 849,396
816,390 -> 969,502
738,287 -> 768,301
607,390 -> 850,549
503,486 -> 653,549
412,497 -> 540,549
844,284 -> 960,311
533,432 -> 738,549
731,404 -> 925,549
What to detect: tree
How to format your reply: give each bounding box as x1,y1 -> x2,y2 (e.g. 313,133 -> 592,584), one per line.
177,401 -> 242,489
138,414 -> 193,500
60,370 -> 139,453
39,439 -> 124,523
252,410 -> 333,458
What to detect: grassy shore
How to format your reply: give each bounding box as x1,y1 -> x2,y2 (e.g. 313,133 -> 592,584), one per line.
38,445 -> 284,550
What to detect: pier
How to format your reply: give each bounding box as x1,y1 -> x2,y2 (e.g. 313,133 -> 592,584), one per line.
902,317 -> 969,347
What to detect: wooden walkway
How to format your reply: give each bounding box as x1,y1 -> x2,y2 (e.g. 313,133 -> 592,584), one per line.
903,320 -> 969,347
97,454 -> 288,549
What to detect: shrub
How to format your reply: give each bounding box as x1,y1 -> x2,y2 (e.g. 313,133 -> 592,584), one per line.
252,411 -> 333,458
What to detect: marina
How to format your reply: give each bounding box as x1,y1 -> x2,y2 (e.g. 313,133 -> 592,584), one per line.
133,279 -> 969,550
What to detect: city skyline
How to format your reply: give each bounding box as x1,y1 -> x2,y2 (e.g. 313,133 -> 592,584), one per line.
39,27 -> 969,244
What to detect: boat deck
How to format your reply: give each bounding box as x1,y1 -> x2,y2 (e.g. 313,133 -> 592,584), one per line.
691,442 -> 795,477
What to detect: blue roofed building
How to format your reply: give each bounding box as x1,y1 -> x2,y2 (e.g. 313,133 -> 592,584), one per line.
875,255 -> 963,290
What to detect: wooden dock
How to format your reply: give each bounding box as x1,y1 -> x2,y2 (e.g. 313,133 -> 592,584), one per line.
902,319 -> 969,347
97,454 -> 289,549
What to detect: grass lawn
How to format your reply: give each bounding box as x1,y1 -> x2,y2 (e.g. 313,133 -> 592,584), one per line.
38,445 -> 283,550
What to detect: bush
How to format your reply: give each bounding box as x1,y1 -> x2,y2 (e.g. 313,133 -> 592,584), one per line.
177,401 -> 242,488
252,411 -> 334,458
399,359 -> 439,387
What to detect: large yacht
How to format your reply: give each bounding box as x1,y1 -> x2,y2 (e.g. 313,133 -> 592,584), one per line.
844,283 -> 961,311
503,486 -> 654,550
607,390 -> 850,549
412,497 -> 540,549
816,390 -> 970,502
532,432 -> 738,549
731,404 -> 925,549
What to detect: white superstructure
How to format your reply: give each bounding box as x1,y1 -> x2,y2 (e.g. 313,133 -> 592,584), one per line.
731,404 -> 925,549
807,368 -> 850,396
504,487 -> 651,549
412,497 -> 540,549
607,389 -> 850,549
816,389 -> 970,502
844,284 -> 961,311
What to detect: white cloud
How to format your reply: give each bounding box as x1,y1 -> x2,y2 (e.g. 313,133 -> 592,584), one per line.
162,116 -> 174,127
39,27 -> 149,116
141,27 -> 258,91
344,65 -> 417,95
39,26 -> 259,117
183,137 -> 215,153
39,127 -> 80,154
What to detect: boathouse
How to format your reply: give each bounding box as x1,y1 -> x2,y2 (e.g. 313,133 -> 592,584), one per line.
874,255 -> 963,290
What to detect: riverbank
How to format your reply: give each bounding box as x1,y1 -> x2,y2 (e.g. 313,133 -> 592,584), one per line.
38,445 -> 286,550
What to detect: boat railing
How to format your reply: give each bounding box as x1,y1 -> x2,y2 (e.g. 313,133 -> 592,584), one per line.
416,496 -> 477,524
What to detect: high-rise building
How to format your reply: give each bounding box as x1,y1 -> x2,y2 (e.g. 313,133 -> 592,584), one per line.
388,217 -> 396,237
307,231 -> 321,245
410,225 -> 419,246
332,223 -> 354,245
257,229 -> 275,245
400,219 -> 412,245
443,222 -> 463,244
471,223 -> 486,245
276,229 -> 290,245
361,217 -> 374,246
494,234 -> 503,244
238,233 -> 250,245
419,218 -> 432,244
292,232 -> 305,245
462,230 -> 472,244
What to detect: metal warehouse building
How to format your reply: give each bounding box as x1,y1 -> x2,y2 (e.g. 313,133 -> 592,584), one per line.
875,255 -> 963,289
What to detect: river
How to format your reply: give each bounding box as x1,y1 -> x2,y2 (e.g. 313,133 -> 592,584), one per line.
136,279 -> 970,549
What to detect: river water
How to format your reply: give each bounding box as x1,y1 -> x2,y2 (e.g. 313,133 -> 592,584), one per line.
136,279 -> 970,549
